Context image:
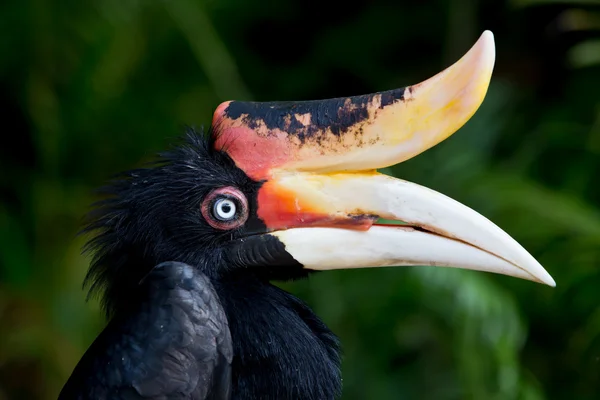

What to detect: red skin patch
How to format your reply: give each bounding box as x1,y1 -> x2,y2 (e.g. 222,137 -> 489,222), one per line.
214,126 -> 291,181
213,102 -> 292,181
257,181 -> 375,231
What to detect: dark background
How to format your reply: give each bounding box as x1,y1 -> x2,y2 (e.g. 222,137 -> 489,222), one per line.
1,0 -> 600,399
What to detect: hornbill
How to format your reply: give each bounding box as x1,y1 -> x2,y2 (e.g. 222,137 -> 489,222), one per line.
59,31 -> 555,399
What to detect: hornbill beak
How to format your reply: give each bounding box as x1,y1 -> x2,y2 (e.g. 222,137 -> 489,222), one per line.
213,31 -> 555,287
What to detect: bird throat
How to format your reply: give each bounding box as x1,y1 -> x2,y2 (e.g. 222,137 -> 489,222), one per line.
214,276 -> 342,400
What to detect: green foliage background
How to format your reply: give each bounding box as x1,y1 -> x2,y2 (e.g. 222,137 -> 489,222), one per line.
1,0 -> 600,398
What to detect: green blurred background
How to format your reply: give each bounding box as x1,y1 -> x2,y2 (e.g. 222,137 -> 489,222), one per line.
1,0 -> 600,399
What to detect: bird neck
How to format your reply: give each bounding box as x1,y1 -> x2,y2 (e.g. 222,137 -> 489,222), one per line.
214,275 -> 342,400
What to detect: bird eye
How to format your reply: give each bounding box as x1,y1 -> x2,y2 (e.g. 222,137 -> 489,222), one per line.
201,187 -> 248,230
213,198 -> 236,221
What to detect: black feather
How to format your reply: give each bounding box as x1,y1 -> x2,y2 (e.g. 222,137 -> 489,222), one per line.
59,261 -> 233,399
81,129 -> 259,317
67,129 -> 342,399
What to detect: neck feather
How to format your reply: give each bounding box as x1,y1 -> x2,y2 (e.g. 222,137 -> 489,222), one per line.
214,276 -> 342,400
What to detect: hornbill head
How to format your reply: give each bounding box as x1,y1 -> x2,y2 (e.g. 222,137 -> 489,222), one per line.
86,30 -> 554,318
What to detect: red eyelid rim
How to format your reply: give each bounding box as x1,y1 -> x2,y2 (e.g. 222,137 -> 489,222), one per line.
201,186 -> 249,230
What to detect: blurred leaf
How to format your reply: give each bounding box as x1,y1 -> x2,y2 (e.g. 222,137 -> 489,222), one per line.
164,0 -> 252,100
569,39 -> 600,68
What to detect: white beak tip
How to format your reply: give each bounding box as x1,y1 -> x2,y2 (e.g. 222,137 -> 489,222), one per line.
474,30 -> 496,68
481,30 -> 494,41
538,272 -> 556,287
479,30 -> 495,50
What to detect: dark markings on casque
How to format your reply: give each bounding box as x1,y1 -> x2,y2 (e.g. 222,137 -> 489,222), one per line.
223,87 -> 406,145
